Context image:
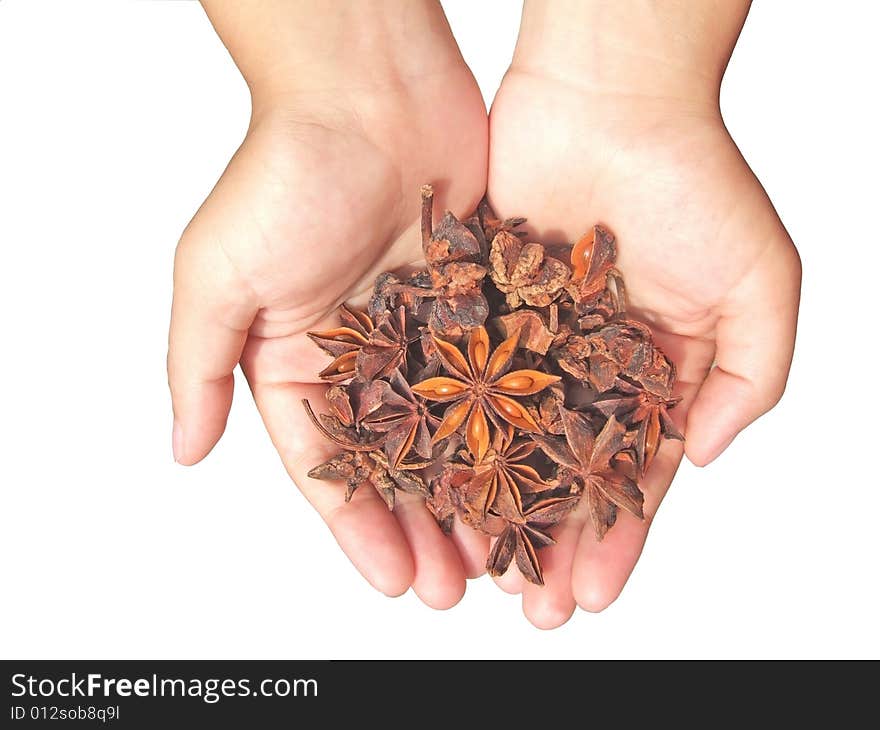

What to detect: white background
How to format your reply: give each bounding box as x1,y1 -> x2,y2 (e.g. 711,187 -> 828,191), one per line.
1,0 -> 878,659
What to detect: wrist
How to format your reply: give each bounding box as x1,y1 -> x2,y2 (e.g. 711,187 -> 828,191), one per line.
511,0 -> 750,112
201,0 -> 466,114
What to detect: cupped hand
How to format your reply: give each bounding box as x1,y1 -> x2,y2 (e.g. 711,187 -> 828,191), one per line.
168,58 -> 489,608
487,68 -> 801,626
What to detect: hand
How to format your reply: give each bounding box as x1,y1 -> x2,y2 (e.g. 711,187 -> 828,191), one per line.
168,1 -> 489,608
486,0 -> 801,626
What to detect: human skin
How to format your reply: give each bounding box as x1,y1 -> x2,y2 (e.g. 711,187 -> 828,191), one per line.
168,0 -> 489,609
168,1 -> 800,625
487,0 -> 801,626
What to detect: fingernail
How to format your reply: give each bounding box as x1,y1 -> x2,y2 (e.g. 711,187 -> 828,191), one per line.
172,420 -> 184,463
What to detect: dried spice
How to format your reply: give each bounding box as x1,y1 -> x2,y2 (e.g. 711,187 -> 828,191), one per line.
456,425 -> 554,525
533,408 -> 643,541
410,325 -> 560,461
361,370 -> 438,469
567,225 -> 619,306
592,380 -> 683,475
494,309 -> 555,355
489,230 -> 571,308
487,495 -> 581,585
302,393 -> 428,510
307,305 -> 375,382
303,185 -> 682,586
356,306 -> 414,381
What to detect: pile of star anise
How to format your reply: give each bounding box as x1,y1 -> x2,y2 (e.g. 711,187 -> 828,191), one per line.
303,185 -> 682,586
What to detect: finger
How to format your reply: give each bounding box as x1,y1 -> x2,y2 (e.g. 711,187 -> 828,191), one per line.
246,377 -> 415,597
685,238 -> 801,466
449,517 -> 490,579
168,237 -> 257,465
394,493 -> 467,609
570,375 -> 699,613
572,440 -> 684,612
572,506 -> 652,613
521,515 -> 583,629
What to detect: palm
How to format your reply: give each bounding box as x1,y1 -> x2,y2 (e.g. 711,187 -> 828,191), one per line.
487,70 -> 800,624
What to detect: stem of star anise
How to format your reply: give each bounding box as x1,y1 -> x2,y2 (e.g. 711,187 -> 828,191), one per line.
421,184 -> 434,249
301,399 -> 383,452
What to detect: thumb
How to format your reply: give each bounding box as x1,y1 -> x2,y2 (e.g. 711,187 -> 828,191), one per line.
685,230 -> 801,466
168,231 -> 258,465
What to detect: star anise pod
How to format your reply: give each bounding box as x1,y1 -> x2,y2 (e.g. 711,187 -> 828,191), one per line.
303,381 -> 386,448
356,305 -> 415,380
527,388 -> 566,435
489,230 -> 571,309
593,381 -> 683,475
533,406 -> 644,541
486,495 -> 581,586
301,395 -> 386,498
360,370 -> 439,470
421,187 -> 483,269
588,319 -> 655,375
306,448 -> 428,510
420,185 -> 490,338
566,224 -> 619,306
411,325 -> 560,461
426,467 -> 470,535
554,334 -> 617,391
457,425 -> 554,525
476,198 -> 527,244
456,198 -> 524,266
367,271 -> 434,322
629,342 -> 677,400
307,304 -> 374,382
302,390 -> 427,510
494,309 -> 556,355
427,290 -> 490,339
555,319 -> 661,393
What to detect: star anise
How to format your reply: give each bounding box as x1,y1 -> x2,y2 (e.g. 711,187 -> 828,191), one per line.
527,388 -> 566,435
489,230 -> 571,309
629,342 -> 677,401
303,186 -> 684,593
555,319 -> 660,393
476,198 -> 527,244
486,495 -> 581,586
369,189 -> 492,338
494,309 -> 556,355
420,185 -> 490,338
301,388 -> 427,509
489,231 -> 571,309
566,224 -> 619,306
588,319 -> 655,375
307,304 -> 374,382
593,381 -> 683,475
533,406 -> 644,540
411,325 -> 560,461
366,270 -> 433,322
360,370 -> 438,470
426,467 -> 470,535
306,448 -> 428,510
554,334 -> 617,392
356,305 -> 415,380
457,425 -> 554,525
304,380 -> 386,448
